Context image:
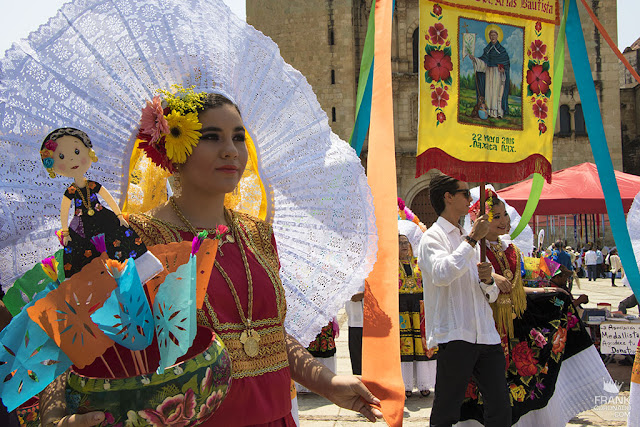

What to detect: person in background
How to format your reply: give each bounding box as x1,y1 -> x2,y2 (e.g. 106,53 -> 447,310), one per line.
345,289 -> 364,376
552,240 -> 573,291
618,294 -> 638,314
596,246 -> 604,278
606,249 -> 623,287
585,243 -> 598,281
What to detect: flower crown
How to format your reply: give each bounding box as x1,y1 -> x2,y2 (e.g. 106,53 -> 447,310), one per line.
136,85 -> 207,172
397,197 -> 427,232
468,189 -> 498,222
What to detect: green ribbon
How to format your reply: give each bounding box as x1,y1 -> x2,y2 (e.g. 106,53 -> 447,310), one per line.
510,4 -> 568,240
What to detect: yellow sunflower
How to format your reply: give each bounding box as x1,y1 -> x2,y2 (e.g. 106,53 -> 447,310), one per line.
164,111 -> 202,164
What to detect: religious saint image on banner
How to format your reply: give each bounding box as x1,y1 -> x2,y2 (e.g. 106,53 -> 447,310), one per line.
417,0 -> 558,184
458,19 -> 524,130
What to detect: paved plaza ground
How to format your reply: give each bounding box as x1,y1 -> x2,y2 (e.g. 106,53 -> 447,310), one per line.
296,276 -> 638,426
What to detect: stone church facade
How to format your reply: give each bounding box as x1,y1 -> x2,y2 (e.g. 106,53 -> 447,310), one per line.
247,0 -> 623,228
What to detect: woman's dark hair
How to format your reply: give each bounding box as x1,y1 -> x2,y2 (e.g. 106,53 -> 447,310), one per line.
429,174 -> 460,216
199,93 -> 241,117
41,127 -> 92,151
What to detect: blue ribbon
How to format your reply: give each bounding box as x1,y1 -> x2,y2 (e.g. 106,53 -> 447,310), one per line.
566,0 -> 640,296
351,64 -> 374,156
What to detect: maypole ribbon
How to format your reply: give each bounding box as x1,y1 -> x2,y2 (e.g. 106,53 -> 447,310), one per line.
510,0 -> 568,240
565,0 -> 640,297
362,0 -> 405,425
349,5 -> 376,156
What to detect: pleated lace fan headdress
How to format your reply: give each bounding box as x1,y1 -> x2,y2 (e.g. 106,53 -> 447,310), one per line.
0,0 -> 377,344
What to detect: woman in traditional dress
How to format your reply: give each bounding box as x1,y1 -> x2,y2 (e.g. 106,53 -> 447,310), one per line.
469,26 -> 511,119
459,192 -> 614,426
40,92 -> 382,427
398,221 -> 436,398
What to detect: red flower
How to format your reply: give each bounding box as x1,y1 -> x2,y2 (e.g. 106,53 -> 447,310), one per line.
511,341 -> 539,377
539,122 -> 547,134
424,50 -> 453,82
526,65 -> 551,94
428,23 -> 448,45
87,181 -> 96,190
433,4 -> 442,16
437,112 -> 446,123
431,87 -> 449,108
530,40 -> 547,60
532,99 -> 548,119
138,137 -> 176,172
465,381 -> 478,399
535,21 -> 542,33
67,186 -> 76,195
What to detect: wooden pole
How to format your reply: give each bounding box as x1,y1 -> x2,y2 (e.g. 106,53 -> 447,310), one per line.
479,182 -> 486,261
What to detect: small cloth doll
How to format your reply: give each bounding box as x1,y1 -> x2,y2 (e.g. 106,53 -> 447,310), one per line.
40,128 -> 160,280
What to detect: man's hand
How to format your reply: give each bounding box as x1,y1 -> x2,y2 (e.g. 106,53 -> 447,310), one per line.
493,274 -> 513,293
477,262 -> 493,284
325,375 -> 383,422
469,214 -> 490,241
351,292 -> 364,302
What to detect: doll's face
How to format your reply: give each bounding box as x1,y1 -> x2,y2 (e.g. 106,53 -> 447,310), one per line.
51,135 -> 92,179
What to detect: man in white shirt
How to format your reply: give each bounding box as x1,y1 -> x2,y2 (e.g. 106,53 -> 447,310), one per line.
417,174 -> 511,427
585,243 -> 598,281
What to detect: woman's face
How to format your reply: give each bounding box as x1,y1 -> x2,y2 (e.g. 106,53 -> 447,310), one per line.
487,202 -> 510,239
179,104 -> 248,196
399,235 -> 412,260
51,135 -> 91,180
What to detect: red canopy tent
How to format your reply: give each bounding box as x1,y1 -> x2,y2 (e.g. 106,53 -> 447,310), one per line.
497,163 -> 640,215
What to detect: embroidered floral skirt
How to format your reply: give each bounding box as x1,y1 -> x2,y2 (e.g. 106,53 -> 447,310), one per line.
399,293 -> 437,362
460,292 -> 592,424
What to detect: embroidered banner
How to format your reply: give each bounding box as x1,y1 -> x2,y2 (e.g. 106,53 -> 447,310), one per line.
417,0 -> 558,183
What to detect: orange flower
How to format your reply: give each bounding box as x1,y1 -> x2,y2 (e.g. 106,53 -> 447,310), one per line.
67,186 -> 77,194
64,263 -> 72,271
552,327 -> 567,354
135,237 -> 142,245
87,181 -> 96,189
84,250 -> 93,258
113,239 -> 121,247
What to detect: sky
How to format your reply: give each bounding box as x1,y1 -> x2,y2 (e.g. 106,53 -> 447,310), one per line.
0,1 -> 638,60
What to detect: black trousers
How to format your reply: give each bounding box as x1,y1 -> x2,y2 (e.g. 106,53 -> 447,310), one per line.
430,341 -> 511,427
348,326 -> 363,375
587,264 -> 597,281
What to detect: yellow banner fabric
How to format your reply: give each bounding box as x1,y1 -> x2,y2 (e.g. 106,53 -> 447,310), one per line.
417,0 -> 557,183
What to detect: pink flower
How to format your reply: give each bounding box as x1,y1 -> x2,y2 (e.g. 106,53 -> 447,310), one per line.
201,367 -> 214,394
530,328 -> 547,348
567,312 -> 579,328
196,389 -> 226,422
428,23 -> 448,45
532,99 -> 548,119
44,139 -> 58,151
216,224 -> 229,235
431,87 -> 449,108
530,40 -> 547,60
138,389 -> 196,427
433,4 -> 442,16
104,412 -> 115,424
140,96 -> 170,143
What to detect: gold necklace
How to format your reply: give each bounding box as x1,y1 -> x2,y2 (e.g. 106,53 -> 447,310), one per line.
488,238 -> 513,281
168,197 -> 235,254
169,197 -> 259,357
73,180 -> 94,216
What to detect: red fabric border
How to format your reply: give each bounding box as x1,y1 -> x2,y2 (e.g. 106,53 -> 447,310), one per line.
415,148 -> 552,184
435,0 -> 560,25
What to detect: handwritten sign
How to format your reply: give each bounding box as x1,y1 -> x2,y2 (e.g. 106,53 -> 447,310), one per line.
600,322 -> 640,355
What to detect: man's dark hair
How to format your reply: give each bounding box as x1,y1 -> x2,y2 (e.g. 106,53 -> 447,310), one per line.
554,240 -> 564,250
429,174 -> 460,216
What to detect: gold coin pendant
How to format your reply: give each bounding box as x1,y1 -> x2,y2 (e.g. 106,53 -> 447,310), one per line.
88,209 -> 95,216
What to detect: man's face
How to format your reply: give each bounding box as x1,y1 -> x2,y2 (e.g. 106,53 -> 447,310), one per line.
489,31 -> 498,43
448,182 -> 472,218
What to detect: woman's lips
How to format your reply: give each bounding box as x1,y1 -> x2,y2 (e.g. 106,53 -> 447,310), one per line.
216,166 -> 238,174
71,166 -> 79,169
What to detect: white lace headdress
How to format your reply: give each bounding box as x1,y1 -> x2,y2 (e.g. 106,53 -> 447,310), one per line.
0,0 -> 377,344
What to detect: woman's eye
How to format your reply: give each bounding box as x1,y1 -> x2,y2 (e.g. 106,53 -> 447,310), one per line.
233,134 -> 246,142
58,153 -> 65,159
200,134 -> 219,141
74,149 -> 80,155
